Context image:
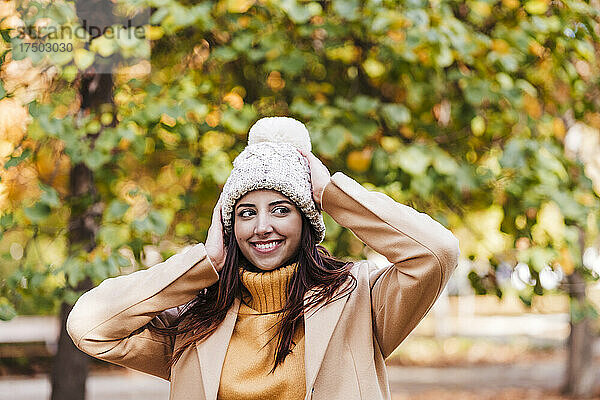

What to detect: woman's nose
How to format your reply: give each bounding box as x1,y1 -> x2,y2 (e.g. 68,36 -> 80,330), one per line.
254,213 -> 274,235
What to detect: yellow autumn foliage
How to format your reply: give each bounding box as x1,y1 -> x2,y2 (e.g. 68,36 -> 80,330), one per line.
453,206 -> 512,263
0,164 -> 40,210
0,98 -> 30,144
557,246 -> 574,275
346,148 -> 372,172
1,59 -> 55,104
0,1 -> 16,19
201,130 -> 234,152
223,92 -> 244,110
34,142 -> 71,196
225,0 -> 255,14
531,201 -> 565,247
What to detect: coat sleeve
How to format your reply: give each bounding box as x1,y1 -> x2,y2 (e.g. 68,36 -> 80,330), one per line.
321,172 -> 459,358
66,242 -> 220,380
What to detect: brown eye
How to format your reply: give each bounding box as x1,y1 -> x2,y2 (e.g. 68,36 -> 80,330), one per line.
238,209 -> 254,218
273,206 -> 290,214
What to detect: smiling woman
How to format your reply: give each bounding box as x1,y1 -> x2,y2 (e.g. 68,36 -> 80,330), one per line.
234,191 -> 302,271
66,116 -> 460,400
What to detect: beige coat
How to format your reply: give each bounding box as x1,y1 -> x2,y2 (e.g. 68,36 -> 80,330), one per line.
67,172 -> 459,400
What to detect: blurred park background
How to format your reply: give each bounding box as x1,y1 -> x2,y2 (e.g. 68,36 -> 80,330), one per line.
0,0 -> 599,399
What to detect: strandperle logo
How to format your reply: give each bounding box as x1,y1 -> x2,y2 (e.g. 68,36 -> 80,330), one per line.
11,1 -> 150,74
14,19 -> 147,41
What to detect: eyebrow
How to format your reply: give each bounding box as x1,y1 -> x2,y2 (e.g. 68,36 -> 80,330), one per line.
236,200 -> 294,210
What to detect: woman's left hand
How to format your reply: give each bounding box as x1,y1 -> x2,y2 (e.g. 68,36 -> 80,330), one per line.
298,149 -> 331,210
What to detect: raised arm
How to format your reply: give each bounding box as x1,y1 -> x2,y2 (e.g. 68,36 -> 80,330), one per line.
321,172 -> 459,358
66,243 -> 219,380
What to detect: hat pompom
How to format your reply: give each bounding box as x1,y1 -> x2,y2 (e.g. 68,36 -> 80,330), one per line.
248,116 -> 312,153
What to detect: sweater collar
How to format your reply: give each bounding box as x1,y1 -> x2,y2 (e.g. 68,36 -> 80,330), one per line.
240,261 -> 298,313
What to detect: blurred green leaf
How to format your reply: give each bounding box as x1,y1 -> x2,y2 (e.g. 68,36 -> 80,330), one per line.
0,298 -> 17,321
397,146 -> 431,176
39,183 -> 60,207
333,0 -> 359,21
381,104 -> 411,128
106,200 -> 130,221
24,203 -> 51,223
4,149 -> 32,169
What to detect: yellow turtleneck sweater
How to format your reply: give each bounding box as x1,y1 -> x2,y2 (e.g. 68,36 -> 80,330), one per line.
217,262 -> 306,400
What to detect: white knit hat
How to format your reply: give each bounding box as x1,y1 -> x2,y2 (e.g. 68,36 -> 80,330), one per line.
220,117 -> 326,243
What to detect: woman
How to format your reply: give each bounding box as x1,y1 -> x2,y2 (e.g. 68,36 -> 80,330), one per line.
67,117 -> 459,400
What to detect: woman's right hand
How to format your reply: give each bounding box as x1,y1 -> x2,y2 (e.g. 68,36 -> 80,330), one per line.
205,195 -> 226,272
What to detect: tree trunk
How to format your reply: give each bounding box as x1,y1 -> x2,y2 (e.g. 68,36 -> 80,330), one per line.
562,228 -> 596,398
50,297 -> 92,400
50,162 -> 102,399
50,3 -> 118,399
563,270 -> 596,397
50,157 -> 107,400
49,7 -> 115,391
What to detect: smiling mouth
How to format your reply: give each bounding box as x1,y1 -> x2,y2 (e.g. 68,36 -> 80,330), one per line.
251,240 -> 284,253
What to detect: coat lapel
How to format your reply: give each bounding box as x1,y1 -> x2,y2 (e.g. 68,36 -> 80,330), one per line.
194,284 -> 350,400
303,285 -> 350,397
196,297 -> 240,400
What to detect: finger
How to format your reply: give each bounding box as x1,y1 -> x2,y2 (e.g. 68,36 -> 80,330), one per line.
213,200 -> 223,222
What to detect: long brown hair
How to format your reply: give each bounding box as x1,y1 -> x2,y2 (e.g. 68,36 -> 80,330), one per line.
149,208 -> 356,372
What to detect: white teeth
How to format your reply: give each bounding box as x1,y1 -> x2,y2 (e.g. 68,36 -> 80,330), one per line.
253,241 -> 280,250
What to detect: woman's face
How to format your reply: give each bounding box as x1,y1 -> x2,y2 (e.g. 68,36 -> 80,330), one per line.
233,189 -> 303,271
